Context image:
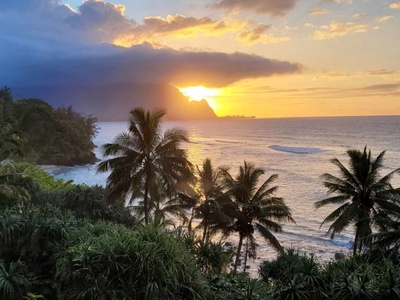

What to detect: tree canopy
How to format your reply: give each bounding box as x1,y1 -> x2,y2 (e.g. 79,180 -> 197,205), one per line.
0,87 -> 97,165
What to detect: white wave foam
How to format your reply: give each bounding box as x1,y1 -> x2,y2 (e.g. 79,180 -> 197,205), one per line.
331,240 -> 353,249
269,145 -> 325,154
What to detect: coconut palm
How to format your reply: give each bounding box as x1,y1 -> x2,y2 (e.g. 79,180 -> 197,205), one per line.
178,158 -> 232,242
97,108 -> 193,225
223,161 -> 294,272
315,147 -> 400,255
368,193 -> 400,251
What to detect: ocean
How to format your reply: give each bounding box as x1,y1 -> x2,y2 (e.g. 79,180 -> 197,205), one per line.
46,116 -> 400,274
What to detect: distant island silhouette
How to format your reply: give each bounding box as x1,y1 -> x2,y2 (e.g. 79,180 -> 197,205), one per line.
13,83 -> 218,121
220,115 -> 256,119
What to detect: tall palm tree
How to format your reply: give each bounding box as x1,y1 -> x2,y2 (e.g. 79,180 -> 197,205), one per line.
179,158 -> 232,242
315,147 -> 400,255
223,161 -> 294,272
97,108 -> 193,225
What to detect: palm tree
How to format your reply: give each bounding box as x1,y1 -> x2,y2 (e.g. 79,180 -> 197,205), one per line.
179,158 -> 232,242
223,161 -> 294,272
367,193 -> 400,252
315,147 -> 400,255
97,108 -> 193,225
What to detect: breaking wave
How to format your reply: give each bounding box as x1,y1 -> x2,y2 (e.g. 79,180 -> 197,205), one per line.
269,145 -> 325,154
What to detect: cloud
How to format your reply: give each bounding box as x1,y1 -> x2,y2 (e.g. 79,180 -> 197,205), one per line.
212,0 -> 299,17
235,24 -> 290,45
65,0 -> 135,43
390,2 -> 400,9
0,0 -> 302,90
309,8 -> 329,15
311,21 -> 367,40
321,0 -> 352,3
353,13 -> 366,18
357,84 -> 400,97
375,16 -> 393,23
116,14 -> 240,46
2,41 -> 301,88
365,69 -> 397,76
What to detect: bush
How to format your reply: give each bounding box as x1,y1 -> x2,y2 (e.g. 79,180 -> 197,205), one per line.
57,224 -> 211,299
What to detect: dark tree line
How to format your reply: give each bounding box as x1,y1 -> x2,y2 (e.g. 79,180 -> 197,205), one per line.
0,87 -> 97,165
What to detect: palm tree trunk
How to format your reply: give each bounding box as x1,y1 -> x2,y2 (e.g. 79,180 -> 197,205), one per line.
233,234 -> 244,272
243,237 -> 249,273
353,228 -> 359,256
144,167 -> 151,225
202,220 -> 208,244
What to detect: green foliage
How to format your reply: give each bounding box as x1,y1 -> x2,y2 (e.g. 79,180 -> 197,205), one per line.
0,204 -> 212,299
60,185 -> 137,226
259,249 -> 326,300
56,224 -> 210,299
316,147 -> 400,255
0,260 -> 30,300
182,233 -> 233,275
0,160 -> 31,207
98,107 -> 193,225
16,162 -> 73,192
222,161 -> 294,272
209,273 -> 271,300
259,251 -> 400,300
0,88 -> 98,165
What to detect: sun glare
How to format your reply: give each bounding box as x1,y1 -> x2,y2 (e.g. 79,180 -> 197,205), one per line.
179,86 -> 222,113
179,86 -> 221,101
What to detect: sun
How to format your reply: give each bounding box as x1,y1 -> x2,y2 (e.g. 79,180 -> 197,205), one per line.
179,86 -> 222,112
179,86 -> 221,101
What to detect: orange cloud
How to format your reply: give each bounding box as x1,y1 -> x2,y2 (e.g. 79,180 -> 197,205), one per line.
311,21 -> 367,40
309,8 -> 329,15
353,13 -> 367,18
235,24 -> 290,45
390,2 -> 400,9
375,16 -> 393,23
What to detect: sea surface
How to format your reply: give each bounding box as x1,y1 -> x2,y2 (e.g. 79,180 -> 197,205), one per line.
46,116 -> 400,275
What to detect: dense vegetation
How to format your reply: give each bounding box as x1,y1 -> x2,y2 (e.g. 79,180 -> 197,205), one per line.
1,106 -> 400,299
0,87 -> 97,165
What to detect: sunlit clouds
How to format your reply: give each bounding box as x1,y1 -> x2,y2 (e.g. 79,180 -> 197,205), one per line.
310,21 -> 368,40
390,2 -> 400,9
309,8 -> 329,15
0,0 -> 399,118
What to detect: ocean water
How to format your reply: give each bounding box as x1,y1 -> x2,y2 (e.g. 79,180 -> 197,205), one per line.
46,116 -> 400,274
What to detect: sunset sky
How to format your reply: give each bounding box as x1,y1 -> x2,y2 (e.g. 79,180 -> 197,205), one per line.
1,0 -> 399,117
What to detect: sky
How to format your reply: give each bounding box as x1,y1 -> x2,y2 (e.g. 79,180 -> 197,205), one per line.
1,0 -> 399,117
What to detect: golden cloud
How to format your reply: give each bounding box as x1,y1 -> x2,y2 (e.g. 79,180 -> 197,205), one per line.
353,13 -> 367,18
311,21 -> 367,40
309,8 -> 329,15
390,2 -> 400,9
375,15 -> 393,23
235,24 -> 290,45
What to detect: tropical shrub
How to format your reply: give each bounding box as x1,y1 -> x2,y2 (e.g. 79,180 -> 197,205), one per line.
56,224 -> 210,299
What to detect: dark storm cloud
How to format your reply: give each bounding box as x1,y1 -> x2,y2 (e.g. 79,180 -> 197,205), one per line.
4,43 -> 301,88
0,0 -> 301,89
